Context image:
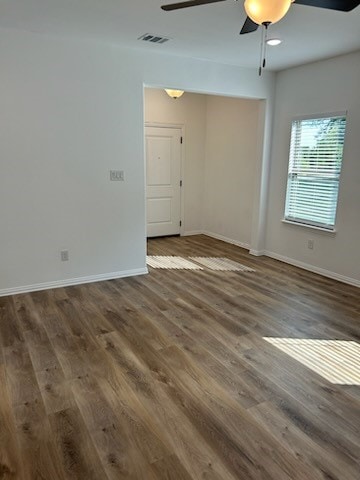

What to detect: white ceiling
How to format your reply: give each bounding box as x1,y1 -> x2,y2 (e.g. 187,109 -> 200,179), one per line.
0,0 -> 359,71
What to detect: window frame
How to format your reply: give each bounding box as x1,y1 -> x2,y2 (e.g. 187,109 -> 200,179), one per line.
283,111 -> 347,232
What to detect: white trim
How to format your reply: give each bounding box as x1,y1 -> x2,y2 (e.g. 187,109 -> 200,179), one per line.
145,121 -> 184,130
181,230 -> 250,250
0,268 -> 148,298
182,230 -> 203,237
264,251 -> 360,288
249,249 -> 266,257
282,219 -> 337,235
184,231 -> 359,287
201,231 -> 250,250
291,111 -> 347,122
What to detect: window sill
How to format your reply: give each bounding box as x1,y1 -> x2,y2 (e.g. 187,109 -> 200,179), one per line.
281,219 -> 337,235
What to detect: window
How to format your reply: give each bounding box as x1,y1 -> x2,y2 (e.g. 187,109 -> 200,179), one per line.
284,114 -> 347,230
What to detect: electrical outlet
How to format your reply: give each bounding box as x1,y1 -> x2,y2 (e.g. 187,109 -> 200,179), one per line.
307,240 -> 314,250
110,170 -> 124,181
61,250 -> 69,262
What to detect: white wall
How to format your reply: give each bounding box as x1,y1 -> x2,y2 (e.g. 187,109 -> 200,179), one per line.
144,88 -> 207,234
203,96 -> 260,247
266,51 -> 360,284
0,32 -> 147,293
0,29 -> 275,295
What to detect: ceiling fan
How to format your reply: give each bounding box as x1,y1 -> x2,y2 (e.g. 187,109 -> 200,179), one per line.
161,1 -> 360,35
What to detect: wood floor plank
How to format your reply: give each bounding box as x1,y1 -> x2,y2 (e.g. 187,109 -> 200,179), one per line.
35,363 -> 75,415
235,335 -> 360,453
150,454 -> 193,480
93,288 -> 319,480
49,406 -> 109,480
108,276 -> 250,373
157,344 -> 323,480
0,298 -> 24,348
70,374 -> 145,479
97,330 -> 237,480
12,398 -> 67,480
3,344 -> 41,407
23,324 -> 75,414
12,294 -> 40,333
248,400 -> 359,480
237,367 -> 360,478
0,365 -> 24,480
94,364 -> 176,470
0,234 -> 359,479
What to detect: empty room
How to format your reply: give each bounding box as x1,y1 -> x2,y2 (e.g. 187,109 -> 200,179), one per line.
0,1 -> 359,479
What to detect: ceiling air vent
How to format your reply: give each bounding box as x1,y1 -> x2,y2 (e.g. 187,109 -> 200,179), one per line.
138,33 -> 170,44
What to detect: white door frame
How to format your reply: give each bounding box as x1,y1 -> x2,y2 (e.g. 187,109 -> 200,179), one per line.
145,122 -> 185,236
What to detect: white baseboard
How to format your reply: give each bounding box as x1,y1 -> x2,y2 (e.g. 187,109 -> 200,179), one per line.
0,267 -> 149,298
249,249 -> 266,257
3,241 -> 358,297
265,251 -> 360,287
182,230 -> 203,237
201,231 -> 250,250
184,231 -> 359,288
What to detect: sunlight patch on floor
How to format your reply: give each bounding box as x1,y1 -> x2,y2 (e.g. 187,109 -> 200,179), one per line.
147,256 -> 255,272
264,337 -> 360,385
146,256 -> 203,270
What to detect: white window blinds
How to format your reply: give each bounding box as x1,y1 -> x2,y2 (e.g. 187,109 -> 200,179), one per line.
285,114 -> 347,230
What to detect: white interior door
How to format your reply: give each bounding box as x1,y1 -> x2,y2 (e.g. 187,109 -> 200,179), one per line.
145,126 -> 182,237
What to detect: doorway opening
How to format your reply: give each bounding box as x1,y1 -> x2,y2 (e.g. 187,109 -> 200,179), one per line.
144,86 -> 264,264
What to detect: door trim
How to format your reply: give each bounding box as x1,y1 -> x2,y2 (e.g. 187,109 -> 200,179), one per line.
145,122 -> 185,236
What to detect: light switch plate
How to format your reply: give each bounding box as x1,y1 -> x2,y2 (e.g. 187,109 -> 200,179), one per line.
61,250 -> 69,262
110,170 -> 124,181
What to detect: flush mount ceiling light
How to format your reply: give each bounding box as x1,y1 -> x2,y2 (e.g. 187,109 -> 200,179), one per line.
165,89 -> 185,99
244,0 -> 292,26
266,38 -> 282,46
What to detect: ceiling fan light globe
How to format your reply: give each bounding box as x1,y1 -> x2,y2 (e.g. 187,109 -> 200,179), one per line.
165,89 -> 185,99
244,0 -> 292,26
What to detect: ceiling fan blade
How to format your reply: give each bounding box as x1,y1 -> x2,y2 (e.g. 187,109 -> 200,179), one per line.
240,16 -> 259,35
295,0 -> 360,11
161,0 -> 226,11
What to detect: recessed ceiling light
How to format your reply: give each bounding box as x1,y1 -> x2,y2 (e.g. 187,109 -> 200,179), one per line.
266,38 -> 282,46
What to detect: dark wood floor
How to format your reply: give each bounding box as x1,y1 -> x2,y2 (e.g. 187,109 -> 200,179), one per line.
0,235 -> 359,479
